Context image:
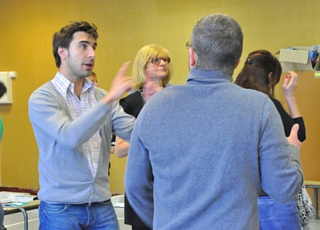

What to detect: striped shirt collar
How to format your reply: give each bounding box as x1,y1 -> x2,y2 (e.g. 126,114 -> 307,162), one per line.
51,72 -> 95,99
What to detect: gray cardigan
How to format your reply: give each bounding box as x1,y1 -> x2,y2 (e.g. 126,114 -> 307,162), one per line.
29,80 -> 135,204
125,68 -> 303,230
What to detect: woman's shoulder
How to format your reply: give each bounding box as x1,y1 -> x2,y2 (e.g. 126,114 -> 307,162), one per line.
120,91 -> 142,104
120,91 -> 144,116
270,97 -> 283,108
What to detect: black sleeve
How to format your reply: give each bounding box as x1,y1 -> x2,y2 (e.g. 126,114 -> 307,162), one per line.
272,98 -> 306,142
119,91 -> 144,118
292,117 -> 306,142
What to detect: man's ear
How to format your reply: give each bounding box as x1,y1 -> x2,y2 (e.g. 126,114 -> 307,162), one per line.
189,48 -> 197,69
58,46 -> 67,61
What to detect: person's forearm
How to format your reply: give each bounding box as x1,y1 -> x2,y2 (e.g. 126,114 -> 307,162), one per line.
115,137 -> 130,158
285,95 -> 302,119
283,72 -> 301,119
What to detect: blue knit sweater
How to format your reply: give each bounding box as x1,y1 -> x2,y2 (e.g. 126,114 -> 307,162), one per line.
125,68 -> 303,230
29,78 -> 135,204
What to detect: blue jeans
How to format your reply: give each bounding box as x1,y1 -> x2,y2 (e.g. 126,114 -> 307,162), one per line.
39,200 -> 119,230
258,196 -> 301,230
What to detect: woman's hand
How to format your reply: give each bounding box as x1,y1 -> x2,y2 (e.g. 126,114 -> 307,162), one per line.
282,70 -> 302,119
143,81 -> 163,102
282,70 -> 298,99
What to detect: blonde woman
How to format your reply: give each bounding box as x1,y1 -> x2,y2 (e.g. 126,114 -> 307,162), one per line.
116,44 -> 172,230
115,44 -> 172,158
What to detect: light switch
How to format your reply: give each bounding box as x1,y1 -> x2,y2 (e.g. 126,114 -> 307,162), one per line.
0,71 -> 17,104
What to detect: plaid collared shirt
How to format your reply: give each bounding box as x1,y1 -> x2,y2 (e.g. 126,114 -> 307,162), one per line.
52,72 -> 101,178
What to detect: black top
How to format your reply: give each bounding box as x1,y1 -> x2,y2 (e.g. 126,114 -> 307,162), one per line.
271,98 -> 306,142
120,91 -> 150,229
259,97 -> 306,196
120,91 -> 144,119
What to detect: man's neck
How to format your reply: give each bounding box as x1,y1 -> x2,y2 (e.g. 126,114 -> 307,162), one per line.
59,70 -> 85,98
73,78 -> 85,98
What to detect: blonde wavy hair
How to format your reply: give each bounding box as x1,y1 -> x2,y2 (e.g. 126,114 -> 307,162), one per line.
132,44 -> 172,90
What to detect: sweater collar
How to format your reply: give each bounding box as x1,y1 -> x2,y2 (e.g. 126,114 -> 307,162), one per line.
186,68 -> 233,85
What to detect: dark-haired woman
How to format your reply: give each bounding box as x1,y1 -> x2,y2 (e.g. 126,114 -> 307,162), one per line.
235,50 -> 314,230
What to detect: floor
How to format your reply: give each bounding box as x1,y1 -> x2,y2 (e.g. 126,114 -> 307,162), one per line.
3,204 -> 320,229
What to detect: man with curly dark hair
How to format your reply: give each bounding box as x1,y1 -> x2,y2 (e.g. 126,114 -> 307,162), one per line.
29,21 -> 135,230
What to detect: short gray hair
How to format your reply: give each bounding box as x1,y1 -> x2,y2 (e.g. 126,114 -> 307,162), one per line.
191,14 -> 243,75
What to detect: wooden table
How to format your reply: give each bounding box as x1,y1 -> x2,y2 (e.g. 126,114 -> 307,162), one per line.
305,180 -> 320,219
3,200 -> 40,230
